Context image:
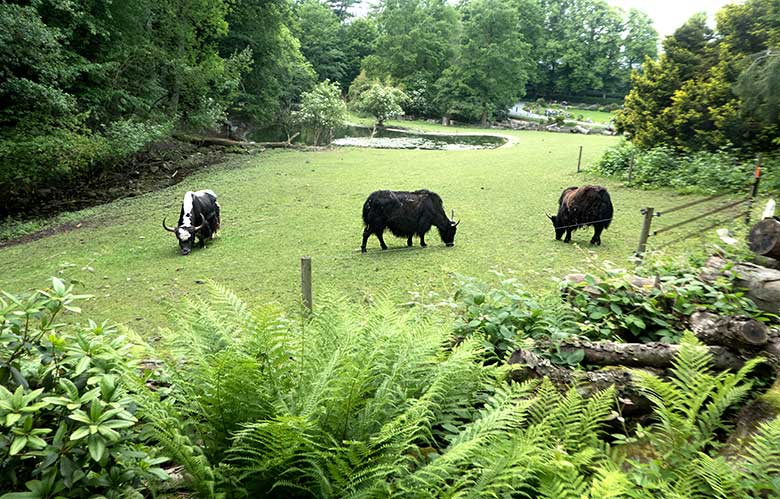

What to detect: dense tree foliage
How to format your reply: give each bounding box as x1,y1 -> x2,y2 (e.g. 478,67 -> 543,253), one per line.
1,0 -> 665,215
617,0 -> 780,154
221,0 -> 314,128
436,0 -> 530,125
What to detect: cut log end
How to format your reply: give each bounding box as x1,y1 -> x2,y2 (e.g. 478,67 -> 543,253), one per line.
749,218 -> 780,259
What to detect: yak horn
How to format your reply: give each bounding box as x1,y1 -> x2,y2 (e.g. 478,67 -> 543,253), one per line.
451,209 -> 455,220
545,212 -> 554,220
455,219 -> 461,226
162,217 -> 176,232
194,217 -> 207,232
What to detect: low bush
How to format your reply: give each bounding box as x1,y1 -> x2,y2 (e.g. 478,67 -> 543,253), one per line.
0,118 -> 173,216
0,278 -> 169,498
452,275 -> 581,363
563,265 -> 766,343
594,141 -> 779,195
4,278 -> 779,498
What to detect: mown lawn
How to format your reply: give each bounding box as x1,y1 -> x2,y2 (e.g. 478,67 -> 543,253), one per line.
0,125 -> 745,336
568,108 -> 616,124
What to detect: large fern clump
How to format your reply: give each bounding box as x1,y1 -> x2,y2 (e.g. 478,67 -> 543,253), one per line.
619,333 -> 780,499
140,283 -> 623,498
138,284 -> 780,498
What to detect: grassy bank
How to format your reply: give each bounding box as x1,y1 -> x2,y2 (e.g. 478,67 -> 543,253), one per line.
0,125 -> 745,335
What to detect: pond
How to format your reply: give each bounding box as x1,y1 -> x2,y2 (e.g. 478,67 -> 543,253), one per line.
248,125 -> 507,150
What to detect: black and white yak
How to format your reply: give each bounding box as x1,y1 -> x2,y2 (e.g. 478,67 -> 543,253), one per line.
547,185 -> 613,245
163,190 -> 221,255
361,189 -> 459,252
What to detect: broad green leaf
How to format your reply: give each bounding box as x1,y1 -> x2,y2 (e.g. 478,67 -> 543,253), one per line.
9,436 -> 27,455
69,427 -> 90,441
88,435 -> 107,462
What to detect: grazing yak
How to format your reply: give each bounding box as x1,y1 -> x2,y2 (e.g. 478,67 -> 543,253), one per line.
163,190 -> 221,255
361,189 -> 459,252
547,185 -> 613,245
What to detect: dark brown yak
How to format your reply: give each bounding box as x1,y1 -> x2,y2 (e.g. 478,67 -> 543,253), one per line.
547,185 -> 613,245
361,189 -> 459,252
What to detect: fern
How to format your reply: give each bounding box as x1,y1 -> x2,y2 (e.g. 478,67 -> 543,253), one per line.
626,332 -> 767,497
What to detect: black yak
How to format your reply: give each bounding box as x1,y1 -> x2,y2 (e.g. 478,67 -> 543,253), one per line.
163,190 -> 221,255
547,185 -> 613,245
361,189 -> 459,252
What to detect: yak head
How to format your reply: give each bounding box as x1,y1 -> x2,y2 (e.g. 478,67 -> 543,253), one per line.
547,213 -> 565,240
163,217 -> 205,255
439,210 -> 461,247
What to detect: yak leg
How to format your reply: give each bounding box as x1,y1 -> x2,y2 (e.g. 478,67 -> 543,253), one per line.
590,225 -> 604,246
419,233 -> 427,247
376,230 -> 388,250
564,229 -> 573,243
407,236 -> 413,247
361,227 -> 372,253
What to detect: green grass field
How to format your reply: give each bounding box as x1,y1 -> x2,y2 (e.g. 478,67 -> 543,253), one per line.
569,108 -> 615,124
0,124 -> 746,336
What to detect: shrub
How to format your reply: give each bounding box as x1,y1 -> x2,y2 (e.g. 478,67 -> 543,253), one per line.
102,119 -> 173,161
293,80 -> 347,145
563,265 -> 765,343
0,125 -> 111,214
452,275 -> 582,363
0,278 -> 169,498
353,82 -> 409,126
594,142 -> 772,195
592,139 -> 636,176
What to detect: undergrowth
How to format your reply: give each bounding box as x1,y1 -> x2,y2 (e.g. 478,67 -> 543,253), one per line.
3,278 -> 779,498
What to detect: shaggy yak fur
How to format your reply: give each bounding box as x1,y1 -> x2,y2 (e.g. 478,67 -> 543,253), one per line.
548,185 -> 613,245
163,190 -> 221,255
361,189 -> 459,252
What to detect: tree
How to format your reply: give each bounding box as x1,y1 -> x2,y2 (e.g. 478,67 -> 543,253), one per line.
618,0 -> 780,154
326,0 -> 361,21
221,0 -> 315,128
294,80 -> 347,145
367,0 -> 460,115
734,50 -> 780,139
623,8 -> 658,71
341,17 -> 379,92
294,0 -> 348,84
353,83 -> 409,126
436,0 -> 530,126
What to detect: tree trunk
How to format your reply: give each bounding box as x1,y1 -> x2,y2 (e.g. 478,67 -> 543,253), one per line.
508,348 -> 652,414
703,256 -> 780,314
689,311 -> 769,347
749,218 -> 780,259
556,340 -> 747,372
481,110 -> 488,128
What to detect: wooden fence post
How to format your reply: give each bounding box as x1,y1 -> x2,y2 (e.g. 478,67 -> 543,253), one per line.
301,256 -> 312,315
745,155 -> 762,226
577,145 -> 583,173
636,207 -> 655,260
627,154 -> 635,185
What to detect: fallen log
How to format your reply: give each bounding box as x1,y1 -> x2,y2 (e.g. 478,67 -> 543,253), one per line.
748,218 -> 780,259
173,134 -> 299,149
556,340 -> 746,372
508,348 -> 651,414
689,311 -> 769,347
703,256 -> 780,314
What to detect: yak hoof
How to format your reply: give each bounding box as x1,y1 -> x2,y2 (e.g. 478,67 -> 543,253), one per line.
361,247 -> 367,253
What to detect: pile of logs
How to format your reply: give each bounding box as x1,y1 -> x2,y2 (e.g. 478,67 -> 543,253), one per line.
508,312 -> 780,415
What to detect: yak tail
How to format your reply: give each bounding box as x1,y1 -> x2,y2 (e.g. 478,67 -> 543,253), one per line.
598,189 -> 614,229
362,198 -> 372,226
